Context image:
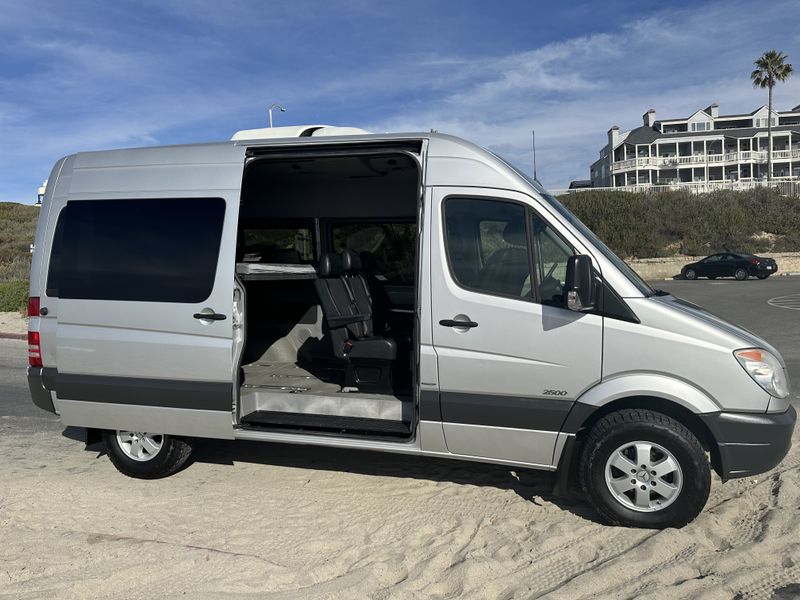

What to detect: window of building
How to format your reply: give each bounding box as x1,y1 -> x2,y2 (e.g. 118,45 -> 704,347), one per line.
53,198 -> 226,303
755,117 -> 777,128
332,222 -> 416,284
690,122 -> 711,132
240,222 -> 314,263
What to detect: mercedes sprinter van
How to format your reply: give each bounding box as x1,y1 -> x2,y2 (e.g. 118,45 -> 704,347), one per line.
27,126 -> 795,528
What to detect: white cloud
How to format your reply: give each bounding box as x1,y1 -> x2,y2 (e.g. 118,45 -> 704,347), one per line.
1,0 -> 799,202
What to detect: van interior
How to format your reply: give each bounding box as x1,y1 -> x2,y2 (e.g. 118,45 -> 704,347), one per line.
235,149 -> 420,439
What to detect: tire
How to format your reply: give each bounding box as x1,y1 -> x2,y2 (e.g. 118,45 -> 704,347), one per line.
683,269 -> 697,280
103,430 -> 194,479
707,276 -> 716,280
579,409 -> 710,529
757,274 -> 769,280
734,268 -> 748,281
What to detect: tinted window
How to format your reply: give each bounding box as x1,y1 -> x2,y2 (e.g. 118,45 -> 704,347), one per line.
45,209 -> 67,297
532,213 -> 574,305
444,198 -> 531,299
332,222 -> 416,284
56,198 -> 225,302
240,223 -> 314,263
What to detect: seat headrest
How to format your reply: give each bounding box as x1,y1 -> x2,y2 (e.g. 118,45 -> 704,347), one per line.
341,248 -> 363,272
503,220 -> 527,247
318,252 -> 343,277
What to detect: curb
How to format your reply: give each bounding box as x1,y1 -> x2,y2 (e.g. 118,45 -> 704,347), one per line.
0,332 -> 26,340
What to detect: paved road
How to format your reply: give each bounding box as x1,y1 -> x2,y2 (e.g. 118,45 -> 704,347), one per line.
1,276 -> 797,422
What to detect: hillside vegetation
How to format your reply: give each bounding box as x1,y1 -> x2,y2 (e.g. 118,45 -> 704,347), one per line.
0,191 -> 798,309
559,188 -> 800,258
0,202 -> 38,283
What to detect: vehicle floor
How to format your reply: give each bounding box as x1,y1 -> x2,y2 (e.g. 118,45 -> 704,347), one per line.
240,361 -> 413,423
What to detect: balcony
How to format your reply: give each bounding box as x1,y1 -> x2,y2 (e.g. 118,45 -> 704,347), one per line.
610,149 -> 800,172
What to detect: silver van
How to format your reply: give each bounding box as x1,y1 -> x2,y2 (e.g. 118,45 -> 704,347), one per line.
27,126 -> 795,529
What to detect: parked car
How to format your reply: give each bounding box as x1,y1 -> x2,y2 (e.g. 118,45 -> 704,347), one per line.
682,252 -> 778,281
27,126 -> 794,529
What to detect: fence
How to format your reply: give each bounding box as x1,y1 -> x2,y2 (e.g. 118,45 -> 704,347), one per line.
552,180 -> 800,197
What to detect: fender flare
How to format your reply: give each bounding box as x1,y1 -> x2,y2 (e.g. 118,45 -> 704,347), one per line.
561,373 -> 720,433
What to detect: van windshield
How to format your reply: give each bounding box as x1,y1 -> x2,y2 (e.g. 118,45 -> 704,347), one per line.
491,154 -> 655,297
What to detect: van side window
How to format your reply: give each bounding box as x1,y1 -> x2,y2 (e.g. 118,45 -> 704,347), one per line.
531,213 -> 575,306
240,222 -> 314,264
332,222 -> 416,284
444,198 -> 531,299
45,208 -> 67,297
56,198 -> 225,303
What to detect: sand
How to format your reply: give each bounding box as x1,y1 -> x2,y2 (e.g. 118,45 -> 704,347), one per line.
0,311 -> 26,336
0,413 -> 798,600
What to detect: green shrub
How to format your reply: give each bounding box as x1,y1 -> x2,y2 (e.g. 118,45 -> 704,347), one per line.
559,189 -> 800,258
0,280 -> 28,312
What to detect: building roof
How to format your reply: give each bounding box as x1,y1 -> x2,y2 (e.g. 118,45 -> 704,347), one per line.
619,124 -> 800,146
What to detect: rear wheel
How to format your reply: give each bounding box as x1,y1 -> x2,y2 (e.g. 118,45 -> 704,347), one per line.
103,430 -> 193,479
684,269 -> 697,280
734,268 -> 748,281
579,409 -> 710,529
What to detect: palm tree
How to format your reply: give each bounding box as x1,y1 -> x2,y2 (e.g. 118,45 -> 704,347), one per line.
751,50 -> 793,184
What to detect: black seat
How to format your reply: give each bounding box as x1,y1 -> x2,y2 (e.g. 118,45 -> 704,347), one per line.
314,252 -> 396,392
478,220 -> 531,297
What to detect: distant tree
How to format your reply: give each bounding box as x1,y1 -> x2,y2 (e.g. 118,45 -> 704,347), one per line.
751,50 -> 793,184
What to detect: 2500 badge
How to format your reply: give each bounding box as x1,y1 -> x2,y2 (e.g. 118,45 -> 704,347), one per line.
542,389 -> 568,396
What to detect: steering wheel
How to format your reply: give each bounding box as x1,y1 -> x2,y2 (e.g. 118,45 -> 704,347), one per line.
540,262 -> 564,304
544,261 -> 559,281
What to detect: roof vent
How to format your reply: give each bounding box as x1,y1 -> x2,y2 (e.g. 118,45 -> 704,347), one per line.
231,125 -> 370,141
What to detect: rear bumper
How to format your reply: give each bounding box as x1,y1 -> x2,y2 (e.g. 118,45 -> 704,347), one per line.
700,405 -> 796,480
748,265 -> 778,276
27,366 -> 56,414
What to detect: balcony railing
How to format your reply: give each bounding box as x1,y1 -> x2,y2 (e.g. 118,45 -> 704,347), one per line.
552,177 -> 800,196
611,148 -> 800,172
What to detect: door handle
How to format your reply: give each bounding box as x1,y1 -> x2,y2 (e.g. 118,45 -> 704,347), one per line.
439,319 -> 478,328
193,312 -> 227,321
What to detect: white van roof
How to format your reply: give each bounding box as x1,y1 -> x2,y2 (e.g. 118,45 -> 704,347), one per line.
231,125 -> 370,141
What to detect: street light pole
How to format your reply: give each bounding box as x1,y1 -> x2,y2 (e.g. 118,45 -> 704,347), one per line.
268,103 -> 286,128
532,129 -> 538,182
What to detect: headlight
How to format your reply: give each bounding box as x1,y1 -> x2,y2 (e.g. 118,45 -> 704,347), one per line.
734,348 -> 790,398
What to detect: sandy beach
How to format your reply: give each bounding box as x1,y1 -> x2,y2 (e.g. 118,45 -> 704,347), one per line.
1,412 -> 798,600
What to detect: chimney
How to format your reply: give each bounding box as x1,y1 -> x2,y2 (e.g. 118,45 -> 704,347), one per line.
608,125 -> 620,148
643,109 -> 656,127
706,102 -> 719,118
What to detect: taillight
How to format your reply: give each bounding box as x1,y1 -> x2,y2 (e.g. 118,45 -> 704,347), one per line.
751,259 -> 760,265
28,331 -> 42,367
28,296 -> 40,317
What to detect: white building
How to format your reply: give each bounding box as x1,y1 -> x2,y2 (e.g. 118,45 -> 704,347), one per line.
590,103 -> 800,189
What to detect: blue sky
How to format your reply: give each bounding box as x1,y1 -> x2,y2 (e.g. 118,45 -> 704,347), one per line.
1,0 -> 799,202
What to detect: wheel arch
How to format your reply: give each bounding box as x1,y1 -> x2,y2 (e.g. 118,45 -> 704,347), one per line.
563,377 -> 724,477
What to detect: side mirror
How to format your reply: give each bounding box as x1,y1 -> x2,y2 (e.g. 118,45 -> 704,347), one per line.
564,255 -> 596,312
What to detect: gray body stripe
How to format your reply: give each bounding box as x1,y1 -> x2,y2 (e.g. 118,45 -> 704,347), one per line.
46,371 -> 232,411
418,389 -> 442,421
440,391 -> 572,432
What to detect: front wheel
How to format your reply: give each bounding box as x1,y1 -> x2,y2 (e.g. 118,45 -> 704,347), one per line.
103,430 -> 194,479
757,274 -> 769,280
579,409 -> 710,529
683,269 -> 697,280
734,268 -> 748,281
